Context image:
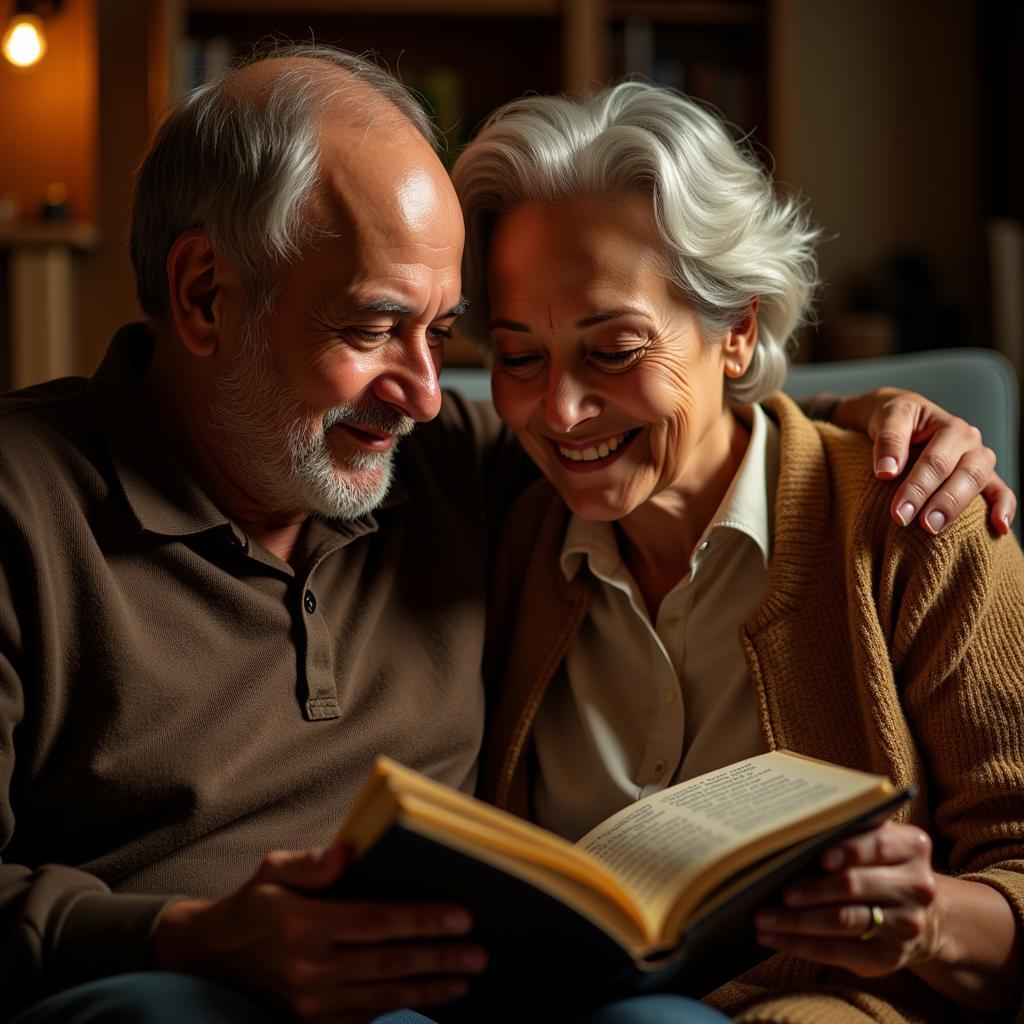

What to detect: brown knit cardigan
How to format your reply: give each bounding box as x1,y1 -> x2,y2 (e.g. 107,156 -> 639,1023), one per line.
480,393 -> 1024,1023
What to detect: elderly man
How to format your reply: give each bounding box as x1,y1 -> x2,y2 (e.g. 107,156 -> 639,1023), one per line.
0,45 -> 1013,1024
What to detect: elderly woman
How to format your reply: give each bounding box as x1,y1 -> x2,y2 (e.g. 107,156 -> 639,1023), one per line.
451,83 -> 1024,1023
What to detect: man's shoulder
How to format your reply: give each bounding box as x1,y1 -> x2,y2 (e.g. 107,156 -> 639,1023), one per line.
0,375 -> 90,424
0,375 -> 98,456
810,415 -> 998,573
0,375 -> 107,508
393,391 -> 538,524
400,391 -> 520,480
417,389 -> 505,448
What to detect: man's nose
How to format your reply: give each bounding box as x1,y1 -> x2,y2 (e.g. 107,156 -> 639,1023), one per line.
370,336 -> 443,423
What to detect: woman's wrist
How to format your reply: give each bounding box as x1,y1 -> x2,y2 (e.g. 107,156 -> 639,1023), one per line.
909,874 -> 1022,1014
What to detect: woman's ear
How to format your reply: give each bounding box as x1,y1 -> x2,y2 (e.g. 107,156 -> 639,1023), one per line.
166,229 -> 222,357
723,296 -> 760,379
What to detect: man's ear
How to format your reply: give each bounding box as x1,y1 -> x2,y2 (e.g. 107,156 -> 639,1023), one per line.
722,296 -> 760,379
166,230 -> 222,357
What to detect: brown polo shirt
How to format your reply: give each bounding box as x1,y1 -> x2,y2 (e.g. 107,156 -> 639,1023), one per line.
0,324 -> 531,1014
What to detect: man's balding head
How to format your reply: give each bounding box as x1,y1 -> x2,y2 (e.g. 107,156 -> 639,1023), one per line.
136,45 -> 466,526
131,45 -> 439,324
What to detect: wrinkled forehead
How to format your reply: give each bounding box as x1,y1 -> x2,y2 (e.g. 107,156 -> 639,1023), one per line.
490,195 -> 666,292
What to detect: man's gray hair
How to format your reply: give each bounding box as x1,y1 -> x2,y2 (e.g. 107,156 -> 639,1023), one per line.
452,81 -> 819,402
131,43 -> 438,323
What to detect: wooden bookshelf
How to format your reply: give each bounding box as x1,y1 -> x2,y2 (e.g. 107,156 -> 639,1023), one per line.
169,0 -> 772,139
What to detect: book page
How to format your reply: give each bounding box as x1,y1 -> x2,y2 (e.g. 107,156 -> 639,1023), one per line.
575,751 -> 891,924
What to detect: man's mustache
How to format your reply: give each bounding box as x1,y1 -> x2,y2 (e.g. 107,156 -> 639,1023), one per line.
322,402 -> 416,439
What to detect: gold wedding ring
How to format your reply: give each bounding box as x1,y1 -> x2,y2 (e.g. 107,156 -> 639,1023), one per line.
859,904 -> 885,941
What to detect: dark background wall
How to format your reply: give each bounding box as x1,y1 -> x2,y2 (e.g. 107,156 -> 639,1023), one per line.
0,0 -> 1021,376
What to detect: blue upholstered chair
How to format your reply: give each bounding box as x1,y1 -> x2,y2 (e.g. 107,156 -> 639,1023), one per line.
442,347 -> 1021,526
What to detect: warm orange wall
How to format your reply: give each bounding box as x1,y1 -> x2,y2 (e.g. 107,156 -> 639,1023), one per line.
0,0 -> 97,222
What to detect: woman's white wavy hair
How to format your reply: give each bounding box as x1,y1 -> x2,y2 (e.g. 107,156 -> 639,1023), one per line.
452,81 -> 820,402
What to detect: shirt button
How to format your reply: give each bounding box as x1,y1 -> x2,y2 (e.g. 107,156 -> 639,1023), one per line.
653,760 -> 666,775
698,540 -> 710,554
303,589 -> 317,614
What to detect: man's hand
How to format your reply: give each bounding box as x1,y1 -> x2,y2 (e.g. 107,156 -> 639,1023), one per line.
150,843 -> 486,1022
832,388 -> 1017,535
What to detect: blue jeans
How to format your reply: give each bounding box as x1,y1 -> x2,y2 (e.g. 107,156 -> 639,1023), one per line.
9,973 -> 731,1023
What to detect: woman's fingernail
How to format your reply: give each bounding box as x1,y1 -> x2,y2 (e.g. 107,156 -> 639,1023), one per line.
756,910 -> 779,928
876,456 -> 898,476
926,510 -> 946,534
897,502 -> 915,526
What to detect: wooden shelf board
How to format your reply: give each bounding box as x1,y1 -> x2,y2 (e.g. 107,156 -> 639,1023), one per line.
608,1 -> 763,25
0,221 -> 99,251
188,0 -> 559,15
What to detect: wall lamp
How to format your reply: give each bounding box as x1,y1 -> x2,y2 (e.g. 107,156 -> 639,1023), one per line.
2,0 -> 63,69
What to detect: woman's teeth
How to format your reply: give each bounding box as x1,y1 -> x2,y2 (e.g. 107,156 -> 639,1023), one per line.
558,431 -> 629,462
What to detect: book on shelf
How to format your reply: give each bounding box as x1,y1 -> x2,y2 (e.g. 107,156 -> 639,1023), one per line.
331,750 -> 910,1021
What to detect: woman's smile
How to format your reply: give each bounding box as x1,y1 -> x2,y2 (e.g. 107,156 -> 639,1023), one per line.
548,427 -> 641,470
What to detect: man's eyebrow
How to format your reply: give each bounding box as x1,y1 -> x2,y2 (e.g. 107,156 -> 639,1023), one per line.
353,296 -> 470,318
355,299 -> 414,316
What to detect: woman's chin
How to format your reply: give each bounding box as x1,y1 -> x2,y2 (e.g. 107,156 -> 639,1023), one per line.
531,451 -> 649,521
560,487 -> 642,523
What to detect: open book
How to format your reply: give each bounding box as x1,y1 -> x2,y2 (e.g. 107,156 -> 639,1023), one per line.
332,751 -> 909,1021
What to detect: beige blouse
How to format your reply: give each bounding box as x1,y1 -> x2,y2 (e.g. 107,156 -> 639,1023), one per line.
532,404 -> 779,840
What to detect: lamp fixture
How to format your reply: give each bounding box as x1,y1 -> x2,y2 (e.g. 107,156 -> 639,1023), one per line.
2,0 -> 62,69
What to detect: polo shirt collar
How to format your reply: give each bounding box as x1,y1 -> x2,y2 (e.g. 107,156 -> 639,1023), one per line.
559,402 -> 777,583
87,323 -> 404,542
88,323 -> 233,538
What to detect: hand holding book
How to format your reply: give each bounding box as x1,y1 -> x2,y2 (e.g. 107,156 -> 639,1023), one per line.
331,751 -> 911,1021
754,819 -> 938,971
150,842 -> 487,1019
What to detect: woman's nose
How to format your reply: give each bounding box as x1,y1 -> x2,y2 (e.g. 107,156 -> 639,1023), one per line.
543,371 -> 601,434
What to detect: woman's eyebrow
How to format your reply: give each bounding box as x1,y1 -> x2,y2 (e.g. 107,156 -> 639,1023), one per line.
575,309 -> 646,329
490,308 -> 648,333
489,317 -> 531,333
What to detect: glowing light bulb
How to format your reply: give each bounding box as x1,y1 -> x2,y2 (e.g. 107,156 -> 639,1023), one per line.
2,14 -> 47,68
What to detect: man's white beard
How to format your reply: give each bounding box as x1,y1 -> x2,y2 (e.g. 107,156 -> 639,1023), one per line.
206,319 -> 415,521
